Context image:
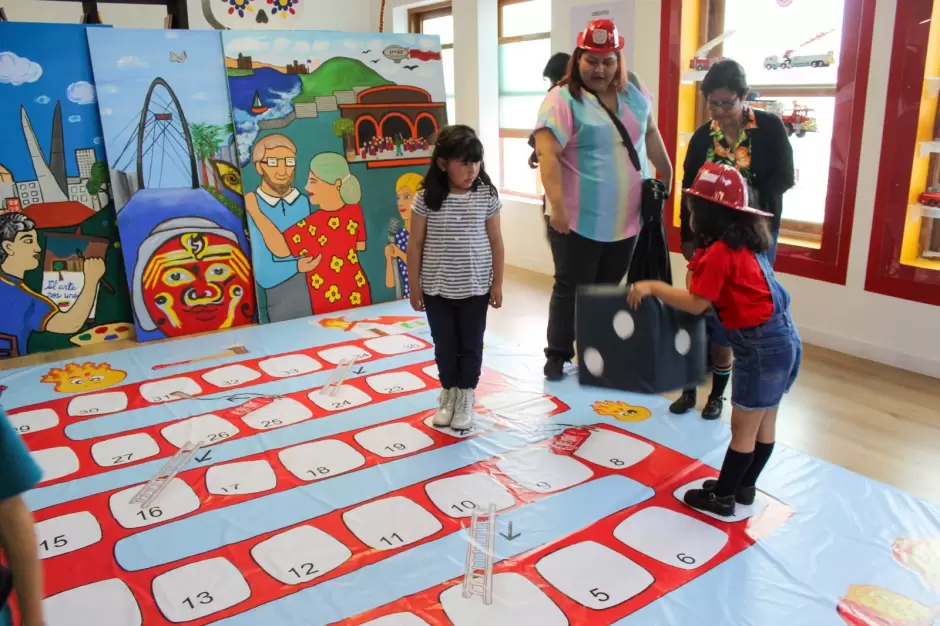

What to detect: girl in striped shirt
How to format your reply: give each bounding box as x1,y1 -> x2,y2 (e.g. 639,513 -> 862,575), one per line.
407,125 -> 505,431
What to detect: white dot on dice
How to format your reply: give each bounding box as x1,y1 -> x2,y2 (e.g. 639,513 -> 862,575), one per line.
583,347 -> 604,377
342,496 -> 442,550
44,579 -> 142,626
440,572 -> 568,626
612,310 -> 635,340
613,506 -> 728,570
151,557 -> 250,621
535,540 -> 654,609
250,525 -> 351,585
675,329 -> 692,355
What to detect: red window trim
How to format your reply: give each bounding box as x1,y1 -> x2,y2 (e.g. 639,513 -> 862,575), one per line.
657,0 -> 876,284
864,0 -> 940,307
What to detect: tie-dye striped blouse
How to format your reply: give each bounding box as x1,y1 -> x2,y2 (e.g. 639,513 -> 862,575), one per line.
536,82 -> 652,242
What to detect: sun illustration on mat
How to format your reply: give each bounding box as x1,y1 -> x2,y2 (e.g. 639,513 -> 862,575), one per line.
592,400 -> 652,422
41,362 -> 127,394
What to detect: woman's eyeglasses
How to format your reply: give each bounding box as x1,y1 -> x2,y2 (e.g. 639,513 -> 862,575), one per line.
707,98 -> 738,111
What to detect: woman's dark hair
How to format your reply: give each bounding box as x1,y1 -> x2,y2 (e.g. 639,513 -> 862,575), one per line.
421,125 -> 497,212
560,47 -> 626,102
689,192 -> 773,253
700,59 -> 749,99
543,52 -> 571,87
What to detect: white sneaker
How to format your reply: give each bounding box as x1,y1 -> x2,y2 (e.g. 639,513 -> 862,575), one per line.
450,388 -> 475,431
432,388 -> 457,427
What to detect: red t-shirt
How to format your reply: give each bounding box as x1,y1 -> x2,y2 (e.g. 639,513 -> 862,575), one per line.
688,242 -> 773,329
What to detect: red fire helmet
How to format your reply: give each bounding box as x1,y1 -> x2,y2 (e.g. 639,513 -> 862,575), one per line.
683,162 -> 772,216
576,19 -> 625,53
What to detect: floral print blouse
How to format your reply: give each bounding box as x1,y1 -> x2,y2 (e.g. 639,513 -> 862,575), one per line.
706,107 -> 759,184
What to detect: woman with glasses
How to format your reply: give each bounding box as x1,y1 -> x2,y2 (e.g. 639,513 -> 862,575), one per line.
672,59 -> 794,419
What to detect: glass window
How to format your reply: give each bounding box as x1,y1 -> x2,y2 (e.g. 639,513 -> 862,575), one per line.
421,15 -> 453,47
413,7 -> 455,127
499,39 -> 552,95
501,137 -> 542,197
500,0 -> 551,38
499,95 -> 545,130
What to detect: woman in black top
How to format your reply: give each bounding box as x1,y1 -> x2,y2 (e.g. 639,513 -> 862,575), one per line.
529,52 -> 571,168
672,60 -> 794,419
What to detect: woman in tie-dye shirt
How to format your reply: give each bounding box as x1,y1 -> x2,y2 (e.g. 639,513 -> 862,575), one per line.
534,18 -> 673,381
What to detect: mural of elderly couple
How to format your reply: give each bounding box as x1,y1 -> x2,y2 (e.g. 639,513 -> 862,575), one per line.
0,23 -> 445,359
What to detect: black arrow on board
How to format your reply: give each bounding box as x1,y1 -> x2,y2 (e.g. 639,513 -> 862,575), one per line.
353,367 -> 366,375
500,522 -> 520,541
194,450 -> 212,463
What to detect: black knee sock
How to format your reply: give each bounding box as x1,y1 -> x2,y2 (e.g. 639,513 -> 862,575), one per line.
713,448 -> 754,498
740,441 -> 775,488
709,364 -> 732,399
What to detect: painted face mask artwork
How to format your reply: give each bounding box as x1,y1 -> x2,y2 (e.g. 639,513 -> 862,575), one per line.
133,217 -> 255,337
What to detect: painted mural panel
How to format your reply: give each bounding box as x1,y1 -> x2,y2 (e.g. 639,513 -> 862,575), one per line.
86,28 -> 255,342
222,31 -> 446,323
0,23 -> 134,360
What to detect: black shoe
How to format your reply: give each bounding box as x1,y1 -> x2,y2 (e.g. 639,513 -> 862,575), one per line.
669,390 -> 696,414
544,356 -> 565,381
701,396 -> 724,420
701,479 -> 756,506
683,487 -> 735,517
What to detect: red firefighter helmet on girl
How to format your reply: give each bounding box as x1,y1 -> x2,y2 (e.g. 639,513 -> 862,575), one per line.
576,19 -> 625,52
683,162 -> 772,216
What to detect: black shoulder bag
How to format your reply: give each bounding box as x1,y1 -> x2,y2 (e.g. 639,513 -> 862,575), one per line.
0,564 -> 12,612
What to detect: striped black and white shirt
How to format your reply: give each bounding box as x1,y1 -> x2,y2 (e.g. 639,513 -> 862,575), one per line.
413,187 -> 501,300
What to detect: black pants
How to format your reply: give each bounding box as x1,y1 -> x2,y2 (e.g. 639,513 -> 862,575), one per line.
545,216 -> 637,361
423,293 -> 489,389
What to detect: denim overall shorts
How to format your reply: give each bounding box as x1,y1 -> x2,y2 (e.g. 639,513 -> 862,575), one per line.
723,252 -> 802,411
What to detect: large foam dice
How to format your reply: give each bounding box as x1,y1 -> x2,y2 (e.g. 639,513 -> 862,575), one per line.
575,285 -> 707,393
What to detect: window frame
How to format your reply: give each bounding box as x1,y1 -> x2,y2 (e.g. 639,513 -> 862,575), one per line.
409,1 -> 454,126
865,0 -> 940,307
497,0 -> 551,200
658,0 -> 876,284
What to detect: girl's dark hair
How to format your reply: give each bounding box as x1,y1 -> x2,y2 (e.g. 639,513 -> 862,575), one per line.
689,192 -> 773,253
421,125 -> 497,212
560,47 -> 626,102
543,52 -> 571,87
701,59 -> 749,99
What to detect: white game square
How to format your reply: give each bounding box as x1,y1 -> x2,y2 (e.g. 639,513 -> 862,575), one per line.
140,377 -> 202,403
109,478 -> 200,529
160,414 -> 238,448
363,334 -> 427,355
440,572 -> 567,626
206,460 -> 277,496
354,422 -> 434,458
342,496 -> 443,550
241,398 -> 312,430
308,385 -> 372,412
258,353 -> 322,378
201,364 -> 262,388
496,447 -> 593,493
152,557 -> 250,622
35,511 -> 102,560
421,364 -> 439,380
91,433 -> 161,468
535,540 -> 654,609
317,345 -> 372,365
424,473 -> 516,518
67,391 -> 128,418
366,372 -> 426,395
613,506 -> 728,570
44,579 -> 142,626
250,525 -> 351,585
362,614 -> 430,626
33,447 -> 80,483
8,407 -> 58,435
480,391 -> 557,421
423,412 -> 497,439
574,429 -> 655,470
278,439 -> 366,481
673,478 -> 769,522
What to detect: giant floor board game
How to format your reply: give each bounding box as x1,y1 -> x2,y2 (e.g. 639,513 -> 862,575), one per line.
2,300 -> 940,625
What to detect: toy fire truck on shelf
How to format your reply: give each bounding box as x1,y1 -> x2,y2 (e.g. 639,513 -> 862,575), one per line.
688,30 -> 735,71
749,99 -> 817,138
919,186 -> 940,207
764,29 -> 836,70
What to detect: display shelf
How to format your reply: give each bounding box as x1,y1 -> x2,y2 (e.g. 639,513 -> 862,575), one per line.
910,203 -> 940,220
681,71 -> 707,84
918,140 -> 940,157
927,76 -> 940,98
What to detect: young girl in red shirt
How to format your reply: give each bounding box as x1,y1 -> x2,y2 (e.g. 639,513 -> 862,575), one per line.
629,162 -> 802,517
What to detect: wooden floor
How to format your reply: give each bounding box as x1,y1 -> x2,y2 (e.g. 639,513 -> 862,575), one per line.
3,265 -> 940,504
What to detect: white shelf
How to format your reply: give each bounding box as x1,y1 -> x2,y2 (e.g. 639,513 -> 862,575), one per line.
681,70 -> 707,84
911,203 -> 940,219
679,131 -> 693,143
919,141 -> 940,157
927,76 -> 940,98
